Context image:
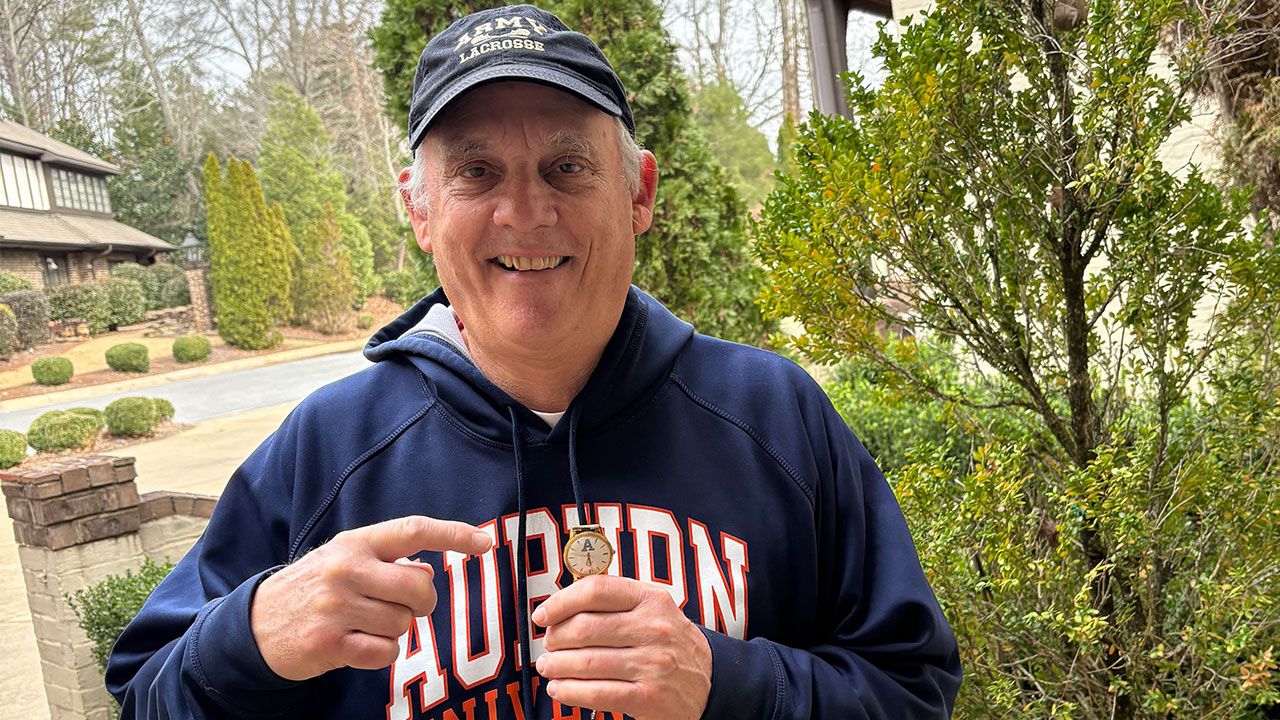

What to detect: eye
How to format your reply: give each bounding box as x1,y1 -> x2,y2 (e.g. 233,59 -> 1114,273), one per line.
464,166 -> 487,178
556,160 -> 583,174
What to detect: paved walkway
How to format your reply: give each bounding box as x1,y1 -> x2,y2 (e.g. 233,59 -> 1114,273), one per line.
0,340 -> 373,719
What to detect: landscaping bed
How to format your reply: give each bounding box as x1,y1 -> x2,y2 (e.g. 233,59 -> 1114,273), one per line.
12,419 -> 190,470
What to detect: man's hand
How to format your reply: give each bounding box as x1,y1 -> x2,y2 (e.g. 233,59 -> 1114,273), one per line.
250,515 -> 492,681
532,575 -> 712,720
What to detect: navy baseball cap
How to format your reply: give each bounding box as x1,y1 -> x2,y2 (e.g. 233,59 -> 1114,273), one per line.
408,4 -> 635,152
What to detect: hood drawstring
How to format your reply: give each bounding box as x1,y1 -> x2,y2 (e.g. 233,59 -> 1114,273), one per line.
509,404 -> 590,720
567,406 -> 590,526
509,406 -> 536,719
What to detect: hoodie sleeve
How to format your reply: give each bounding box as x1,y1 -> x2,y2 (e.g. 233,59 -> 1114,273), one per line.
104,417 -> 310,719
697,401 -> 962,720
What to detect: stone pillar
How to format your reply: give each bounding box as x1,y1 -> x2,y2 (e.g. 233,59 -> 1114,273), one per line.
2,456 -> 142,720
184,264 -> 213,333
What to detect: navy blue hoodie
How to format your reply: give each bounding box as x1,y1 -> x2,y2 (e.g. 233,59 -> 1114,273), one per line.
106,286 -> 961,719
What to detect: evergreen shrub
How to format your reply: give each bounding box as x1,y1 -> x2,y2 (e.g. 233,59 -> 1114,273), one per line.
149,263 -> 186,308
27,410 -> 99,451
46,282 -> 112,334
0,430 -> 26,468
171,334 -> 211,363
104,278 -> 146,329
0,290 -> 51,347
67,407 -> 105,431
105,343 -> 149,373
152,398 -> 174,421
160,275 -> 189,308
0,271 -> 31,294
31,357 -> 73,385
381,269 -> 429,308
67,557 -> 175,673
104,397 -> 157,436
0,305 -> 16,360
357,313 -> 375,329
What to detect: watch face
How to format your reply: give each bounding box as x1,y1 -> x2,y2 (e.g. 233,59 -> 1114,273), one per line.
564,531 -> 613,578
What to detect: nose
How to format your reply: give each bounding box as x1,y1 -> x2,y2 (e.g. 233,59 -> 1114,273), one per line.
492,171 -> 557,232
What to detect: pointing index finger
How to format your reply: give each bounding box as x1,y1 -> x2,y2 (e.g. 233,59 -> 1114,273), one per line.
359,515 -> 492,561
532,575 -> 644,627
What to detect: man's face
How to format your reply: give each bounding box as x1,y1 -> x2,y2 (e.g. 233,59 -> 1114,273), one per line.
409,81 -> 655,361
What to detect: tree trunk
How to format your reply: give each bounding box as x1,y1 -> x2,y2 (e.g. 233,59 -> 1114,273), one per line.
126,0 -> 178,146
0,0 -> 33,126
779,0 -> 802,120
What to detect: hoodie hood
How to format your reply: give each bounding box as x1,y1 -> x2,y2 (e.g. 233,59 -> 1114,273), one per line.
364,285 -> 694,446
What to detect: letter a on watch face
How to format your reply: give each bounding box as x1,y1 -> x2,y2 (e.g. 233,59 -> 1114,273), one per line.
564,526 -> 613,579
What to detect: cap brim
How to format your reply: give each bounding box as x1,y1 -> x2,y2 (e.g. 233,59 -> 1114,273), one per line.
409,63 -> 625,151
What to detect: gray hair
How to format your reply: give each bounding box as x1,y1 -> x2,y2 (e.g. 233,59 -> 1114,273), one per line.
400,116 -> 642,214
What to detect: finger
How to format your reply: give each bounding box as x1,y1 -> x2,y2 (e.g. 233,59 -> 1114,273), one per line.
361,561 -> 438,617
344,596 -> 416,640
338,631 -> 401,671
533,575 -> 645,627
545,678 -> 643,716
542,612 -> 649,651
536,648 -> 642,681
356,515 -> 492,561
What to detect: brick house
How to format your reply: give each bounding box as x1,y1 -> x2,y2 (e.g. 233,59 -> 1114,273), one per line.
0,119 -> 176,290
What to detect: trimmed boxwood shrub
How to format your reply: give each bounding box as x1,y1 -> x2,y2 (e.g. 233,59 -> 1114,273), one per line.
105,343 -> 149,373
161,275 -> 190,308
152,398 -> 174,421
27,410 -> 100,451
104,278 -> 146,329
46,282 -> 112,335
67,557 -> 175,673
0,429 -> 26,468
31,357 -> 73,385
172,334 -> 211,363
0,305 -> 16,360
0,290 -> 50,347
0,271 -> 31,294
104,397 -> 157,436
67,407 -> 105,431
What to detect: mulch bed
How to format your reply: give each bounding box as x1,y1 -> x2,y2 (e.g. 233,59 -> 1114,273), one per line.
13,420 -> 190,470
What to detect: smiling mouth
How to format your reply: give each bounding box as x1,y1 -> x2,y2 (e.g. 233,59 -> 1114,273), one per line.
493,255 -> 568,271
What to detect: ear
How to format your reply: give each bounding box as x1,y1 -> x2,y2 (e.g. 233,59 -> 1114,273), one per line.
631,150 -> 658,235
399,167 -> 433,254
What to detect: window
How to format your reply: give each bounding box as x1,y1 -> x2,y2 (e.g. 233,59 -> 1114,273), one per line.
45,166 -> 110,213
0,152 -> 50,211
41,254 -> 69,286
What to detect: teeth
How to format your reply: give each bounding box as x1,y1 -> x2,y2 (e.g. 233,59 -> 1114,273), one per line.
496,255 -> 565,271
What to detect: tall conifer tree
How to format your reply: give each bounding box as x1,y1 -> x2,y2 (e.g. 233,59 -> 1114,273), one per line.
259,86 -> 377,305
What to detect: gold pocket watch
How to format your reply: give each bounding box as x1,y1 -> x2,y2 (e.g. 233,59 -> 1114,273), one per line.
563,525 -> 614,580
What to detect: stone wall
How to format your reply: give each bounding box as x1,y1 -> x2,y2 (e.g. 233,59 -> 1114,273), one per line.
2,457 -> 214,720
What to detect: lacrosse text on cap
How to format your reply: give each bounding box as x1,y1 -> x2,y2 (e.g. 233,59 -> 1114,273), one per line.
453,14 -> 550,64
407,4 -> 636,151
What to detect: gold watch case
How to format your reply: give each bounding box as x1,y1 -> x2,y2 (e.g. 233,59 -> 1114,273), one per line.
563,525 -> 614,580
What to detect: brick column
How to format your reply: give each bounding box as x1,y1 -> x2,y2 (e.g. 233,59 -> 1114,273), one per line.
184,264 -> 212,333
2,456 -> 143,720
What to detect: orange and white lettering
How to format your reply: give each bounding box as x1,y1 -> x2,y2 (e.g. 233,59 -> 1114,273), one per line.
444,521 -> 504,689
628,506 -> 686,608
502,509 -> 562,666
689,520 -> 749,639
386,615 -> 447,719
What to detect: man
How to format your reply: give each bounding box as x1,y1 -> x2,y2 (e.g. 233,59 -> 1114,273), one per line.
106,5 -> 962,719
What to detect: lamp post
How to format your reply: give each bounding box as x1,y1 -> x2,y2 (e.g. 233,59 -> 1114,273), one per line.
180,233 -> 205,266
